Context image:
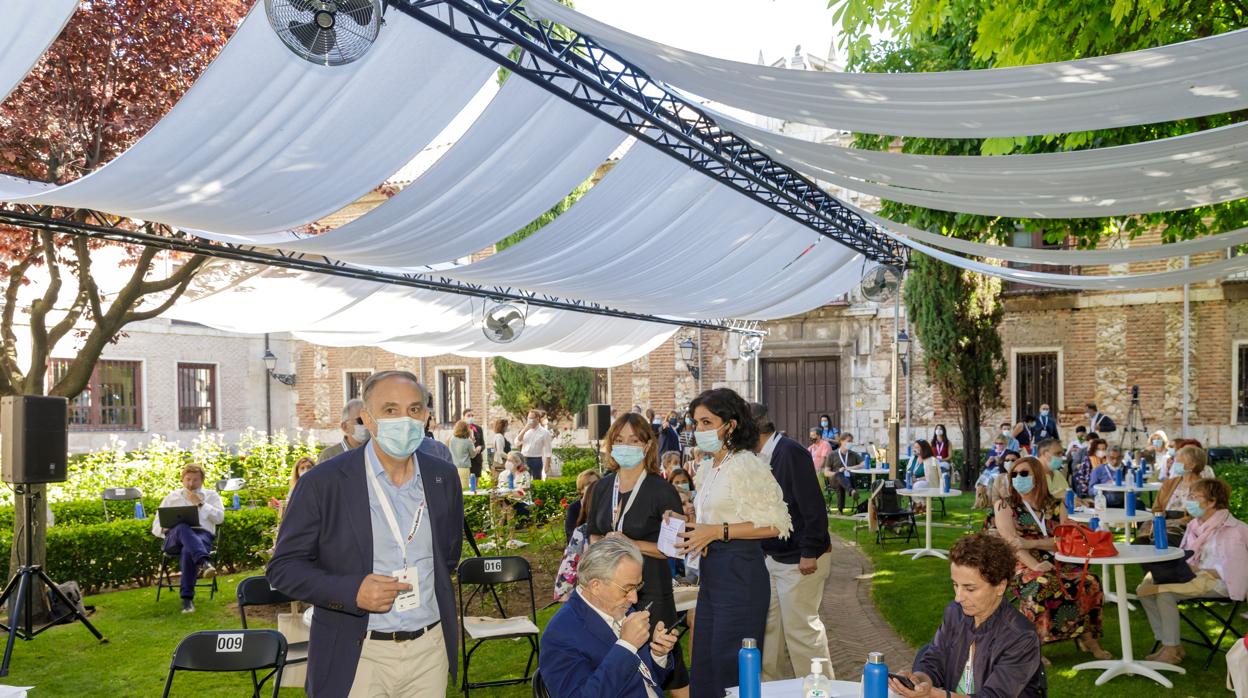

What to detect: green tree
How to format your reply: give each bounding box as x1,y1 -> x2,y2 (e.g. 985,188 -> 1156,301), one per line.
492,357 -> 592,424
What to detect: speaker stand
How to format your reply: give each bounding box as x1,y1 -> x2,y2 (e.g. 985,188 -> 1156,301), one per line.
0,485 -> 106,676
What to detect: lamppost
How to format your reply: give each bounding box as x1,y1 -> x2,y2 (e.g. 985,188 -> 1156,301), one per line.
678,337 -> 701,381
898,328 -> 911,448
261,336 -> 296,437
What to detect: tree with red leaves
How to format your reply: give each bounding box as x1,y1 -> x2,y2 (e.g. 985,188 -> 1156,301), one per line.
0,0 -> 250,595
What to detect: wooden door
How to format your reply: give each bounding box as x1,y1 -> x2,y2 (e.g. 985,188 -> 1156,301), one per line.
762,357 -> 840,438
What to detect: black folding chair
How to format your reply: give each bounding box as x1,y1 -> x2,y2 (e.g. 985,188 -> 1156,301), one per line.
101,487 -> 143,522
1177,596 -> 1243,669
873,480 -> 917,547
156,526 -> 222,602
1207,447 -> 1238,471
532,668 -> 551,698
161,629 -> 286,698
458,556 -> 541,696
236,576 -> 308,692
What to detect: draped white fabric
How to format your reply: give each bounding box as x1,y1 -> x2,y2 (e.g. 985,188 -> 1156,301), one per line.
188,78 -> 627,265
0,5 -> 497,234
166,265 -> 676,367
717,111 -> 1248,202
0,0 -> 78,103
527,0 -> 1248,137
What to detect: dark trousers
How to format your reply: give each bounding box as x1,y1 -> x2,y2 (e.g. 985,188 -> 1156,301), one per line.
525,456 -> 544,481
163,523 -> 214,600
829,472 -> 855,513
691,539 -> 770,698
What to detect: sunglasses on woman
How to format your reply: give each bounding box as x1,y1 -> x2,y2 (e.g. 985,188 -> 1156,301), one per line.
1010,470 -> 1032,479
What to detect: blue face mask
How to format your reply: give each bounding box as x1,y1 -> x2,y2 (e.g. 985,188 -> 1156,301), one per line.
1152,439 -> 1164,449
820,420 -> 829,427
676,482 -> 691,492
1049,456 -> 1064,472
694,426 -> 725,454
1040,409 -> 1050,417
685,417 -> 693,426
1184,499 -> 1205,518
611,445 -> 645,469
1171,461 -> 1185,476
1012,475 -> 1035,495
373,417 -> 425,458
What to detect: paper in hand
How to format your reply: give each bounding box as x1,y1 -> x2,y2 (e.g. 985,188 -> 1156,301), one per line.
657,517 -> 685,558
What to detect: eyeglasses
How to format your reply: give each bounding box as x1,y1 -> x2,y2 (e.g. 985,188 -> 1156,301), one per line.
607,580 -> 644,595
1010,470 -> 1032,479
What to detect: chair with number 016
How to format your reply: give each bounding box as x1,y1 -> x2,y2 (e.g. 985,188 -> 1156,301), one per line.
458,556 -> 541,696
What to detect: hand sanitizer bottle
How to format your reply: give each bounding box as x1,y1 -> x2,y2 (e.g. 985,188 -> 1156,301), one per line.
803,658 -> 830,698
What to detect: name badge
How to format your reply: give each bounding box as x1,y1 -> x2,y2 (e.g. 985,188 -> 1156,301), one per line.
391,567 -> 421,612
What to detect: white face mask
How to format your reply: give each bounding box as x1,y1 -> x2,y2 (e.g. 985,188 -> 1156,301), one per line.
1096,450 -> 1108,458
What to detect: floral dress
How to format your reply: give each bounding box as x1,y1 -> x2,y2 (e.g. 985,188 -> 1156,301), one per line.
1070,457 -> 1095,498
1005,497 -> 1104,643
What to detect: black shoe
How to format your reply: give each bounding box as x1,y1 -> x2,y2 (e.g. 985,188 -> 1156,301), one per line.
181,599 -> 195,613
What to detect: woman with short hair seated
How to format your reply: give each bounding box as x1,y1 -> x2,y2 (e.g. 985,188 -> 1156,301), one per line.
1142,445 -> 1216,545
887,533 -> 1042,698
993,456 -> 1110,661
1136,478 -> 1248,665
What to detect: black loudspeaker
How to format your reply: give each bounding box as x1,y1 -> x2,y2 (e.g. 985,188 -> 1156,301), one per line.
1,395 -> 69,484
584,403 -> 611,441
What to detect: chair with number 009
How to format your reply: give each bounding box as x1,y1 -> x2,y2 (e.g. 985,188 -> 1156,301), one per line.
161,629 -> 287,698
458,555 -> 541,696
236,575 -> 309,693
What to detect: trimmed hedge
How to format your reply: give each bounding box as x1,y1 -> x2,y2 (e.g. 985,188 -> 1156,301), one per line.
0,486 -> 288,531
0,507 -> 278,593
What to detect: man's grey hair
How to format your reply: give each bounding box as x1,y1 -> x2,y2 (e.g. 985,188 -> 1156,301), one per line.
341,399 -> 365,422
361,370 -> 429,409
576,537 -> 643,589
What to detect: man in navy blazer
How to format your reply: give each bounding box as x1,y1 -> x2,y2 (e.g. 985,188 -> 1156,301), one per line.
539,537 -> 677,698
269,371 -> 463,697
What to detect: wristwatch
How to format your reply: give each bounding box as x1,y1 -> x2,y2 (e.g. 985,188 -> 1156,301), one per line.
722,523 -> 729,543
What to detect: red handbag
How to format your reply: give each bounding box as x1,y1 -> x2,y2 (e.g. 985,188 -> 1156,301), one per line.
1053,524 -> 1117,559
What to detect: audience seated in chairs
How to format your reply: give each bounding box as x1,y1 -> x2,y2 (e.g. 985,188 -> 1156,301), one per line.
1136,478 -> 1248,666
1140,445 -> 1216,545
889,533 -> 1044,698
151,463 -> 224,613
824,433 -> 860,515
993,456 -> 1110,663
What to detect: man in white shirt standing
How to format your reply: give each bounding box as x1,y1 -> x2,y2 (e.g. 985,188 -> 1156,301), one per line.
539,537 -> 678,698
151,463 -> 225,613
516,409 -> 552,481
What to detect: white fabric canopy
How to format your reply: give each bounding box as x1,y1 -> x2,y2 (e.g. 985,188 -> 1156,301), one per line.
167,264 -> 676,367
528,0 -> 1248,137
189,78 -> 626,265
718,111 -> 1248,200
0,0 -> 78,103
0,5 -> 497,234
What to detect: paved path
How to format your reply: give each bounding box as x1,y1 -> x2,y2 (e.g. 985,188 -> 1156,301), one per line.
820,532 -> 916,680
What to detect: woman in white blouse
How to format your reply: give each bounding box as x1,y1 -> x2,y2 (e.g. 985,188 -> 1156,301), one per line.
675,388 -> 791,698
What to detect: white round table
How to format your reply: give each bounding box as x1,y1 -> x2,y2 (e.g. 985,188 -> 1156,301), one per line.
1095,482 -> 1162,493
1068,508 -> 1153,608
727,677 -> 898,697
1055,543 -> 1187,687
849,466 -> 891,484
897,488 -> 962,560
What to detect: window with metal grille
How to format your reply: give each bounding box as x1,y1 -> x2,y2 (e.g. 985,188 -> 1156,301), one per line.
48,359 -> 143,430
177,363 -> 217,431
439,369 -> 467,425
345,371 -> 372,401
1238,345 -> 1248,424
1015,352 -> 1058,423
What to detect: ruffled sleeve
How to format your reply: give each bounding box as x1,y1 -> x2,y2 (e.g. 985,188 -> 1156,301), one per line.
724,451 -> 793,539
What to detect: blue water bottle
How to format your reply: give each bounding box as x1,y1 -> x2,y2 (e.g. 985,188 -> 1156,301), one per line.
1135,466 -> 1145,488
1089,516 -> 1100,532
941,471 -> 951,493
1154,513 -> 1169,550
232,492 -> 241,510
1114,467 -> 1124,486
863,652 -> 888,698
134,500 -> 146,519
508,472 -> 515,490
1126,490 -> 1137,517
738,638 -> 761,698
469,474 -> 477,493
1064,489 -> 1075,514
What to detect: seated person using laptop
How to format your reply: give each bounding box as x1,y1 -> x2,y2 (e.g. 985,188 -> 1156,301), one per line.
151,463 -> 226,613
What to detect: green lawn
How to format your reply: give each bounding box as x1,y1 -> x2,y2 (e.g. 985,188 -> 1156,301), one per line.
832,492 -> 1237,698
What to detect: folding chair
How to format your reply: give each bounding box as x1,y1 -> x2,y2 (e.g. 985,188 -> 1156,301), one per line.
1207,448 -> 1237,471
161,629 -> 286,698
458,556 -> 541,696
101,487 -> 143,522
156,526 -> 222,602
1177,596 -> 1243,669
873,480 -> 917,547
236,576 -> 309,692
216,478 -> 247,509
532,668 -> 552,698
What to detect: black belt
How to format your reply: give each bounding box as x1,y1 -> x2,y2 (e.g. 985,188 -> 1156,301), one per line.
368,621 -> 440,642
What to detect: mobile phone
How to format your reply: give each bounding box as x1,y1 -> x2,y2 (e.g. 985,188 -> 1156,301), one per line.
888,673 -> 915,690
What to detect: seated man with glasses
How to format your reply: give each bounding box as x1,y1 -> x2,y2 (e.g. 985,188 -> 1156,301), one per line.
539,537 -> 679,698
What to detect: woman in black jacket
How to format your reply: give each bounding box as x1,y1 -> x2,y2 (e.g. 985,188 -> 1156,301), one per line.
889,533 -> 1043,698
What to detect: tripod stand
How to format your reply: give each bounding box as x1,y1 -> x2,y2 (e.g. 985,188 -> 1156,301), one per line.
1120,395 -> 1150,453
0,485 -> 106,676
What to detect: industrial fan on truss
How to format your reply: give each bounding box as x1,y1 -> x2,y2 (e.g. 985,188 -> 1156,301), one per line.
859,264 -> 902,303
482,302 -> 528,344
739,334 -> 763,359
265,0 -> 383,66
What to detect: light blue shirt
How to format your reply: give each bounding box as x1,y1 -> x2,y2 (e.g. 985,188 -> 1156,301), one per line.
364,443 -> 439,632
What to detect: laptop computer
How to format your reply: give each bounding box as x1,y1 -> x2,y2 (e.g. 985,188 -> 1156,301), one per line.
158,505 -> 200,529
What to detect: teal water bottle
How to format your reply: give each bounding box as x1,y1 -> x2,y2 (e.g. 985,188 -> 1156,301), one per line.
863,652 -> 888,698
738,638 -> 761,698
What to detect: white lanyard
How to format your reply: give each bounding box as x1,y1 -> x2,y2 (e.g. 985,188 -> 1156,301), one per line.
1022,499 -> 1048,538
838,450 -> 849,469
611,470 -> 647,532
367,466 -> 427,571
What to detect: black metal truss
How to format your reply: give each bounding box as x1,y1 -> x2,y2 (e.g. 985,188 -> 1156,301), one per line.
0,208 -> 763,335
391,0 -> 907,267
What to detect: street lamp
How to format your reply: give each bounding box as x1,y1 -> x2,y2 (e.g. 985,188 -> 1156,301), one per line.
678,338 -> 700,380
262,349 -> 297,386
897,329 -> 910,375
